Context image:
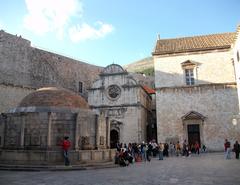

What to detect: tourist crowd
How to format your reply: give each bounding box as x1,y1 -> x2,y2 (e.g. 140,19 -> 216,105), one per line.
114,140 -> 206,167
115,139 -> 240,167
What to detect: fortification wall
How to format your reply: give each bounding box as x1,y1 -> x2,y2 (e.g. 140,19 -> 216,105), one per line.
0,83 -> 35,113
0,30 -> 102,96
0,30 -> 103,112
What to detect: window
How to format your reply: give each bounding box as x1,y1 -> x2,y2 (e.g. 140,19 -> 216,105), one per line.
185,69 -> 195,85
181,60 -> 197,86
78,81 -> 83,93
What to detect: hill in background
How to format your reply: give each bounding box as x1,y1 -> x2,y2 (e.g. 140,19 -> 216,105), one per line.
124,56 -> 155,88
124,57 -> 154,76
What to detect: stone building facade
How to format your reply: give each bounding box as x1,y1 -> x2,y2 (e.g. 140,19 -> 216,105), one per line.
233,26 -> 240,114
0,87 -> 114,165
0,30 -> 102,113
88,64 -> 155,147
153,31 -> 240,150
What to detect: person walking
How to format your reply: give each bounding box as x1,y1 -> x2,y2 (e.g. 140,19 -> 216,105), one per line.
158,143 -> 164,160
182,140 -> 188,157
169,142 -> 175,157
146,142 -> 152,162
61,136 -> 71,166
175,141 -> 181,157
163,143 -> 169,157
195,141 -> 200,155
224,139 -> 231,159
141,142 -> 147,162
233,140 -> 240,159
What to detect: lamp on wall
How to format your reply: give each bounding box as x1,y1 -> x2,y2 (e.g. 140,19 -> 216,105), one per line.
232,118 -> 237,126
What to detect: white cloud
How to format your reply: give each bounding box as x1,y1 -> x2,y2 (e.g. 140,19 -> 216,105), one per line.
69,21 -> 114,42
23,0 -> 82,38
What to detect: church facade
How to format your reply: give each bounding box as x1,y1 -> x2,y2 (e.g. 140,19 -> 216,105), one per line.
88,64 -> 155,147
153,30 -> 240,150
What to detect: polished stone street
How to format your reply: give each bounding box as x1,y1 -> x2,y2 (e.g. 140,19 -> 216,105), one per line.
0,153 -> 239,185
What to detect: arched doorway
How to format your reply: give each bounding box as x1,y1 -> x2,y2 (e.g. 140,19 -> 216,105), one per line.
182,111 -> 206,148
110,129 -> 119,148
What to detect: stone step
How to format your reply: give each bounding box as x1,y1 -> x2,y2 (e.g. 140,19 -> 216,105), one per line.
0,162 -> 118,171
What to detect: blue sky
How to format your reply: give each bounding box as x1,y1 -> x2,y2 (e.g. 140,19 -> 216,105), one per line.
0,0 -> 240,67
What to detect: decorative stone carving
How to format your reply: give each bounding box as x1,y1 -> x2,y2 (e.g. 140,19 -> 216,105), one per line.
107,85 -> 121,100
107,108 -> 127,118
5,123 -> 20,146
81,136 -> 93,150
6,128 -> 18,145
100,136 -> 104,145
82,136 -> 90,145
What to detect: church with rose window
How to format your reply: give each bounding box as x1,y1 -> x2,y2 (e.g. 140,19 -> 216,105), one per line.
88,64 -> 156,148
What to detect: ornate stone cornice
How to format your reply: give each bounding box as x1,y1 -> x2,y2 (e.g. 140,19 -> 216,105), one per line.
156,82 -> 237,92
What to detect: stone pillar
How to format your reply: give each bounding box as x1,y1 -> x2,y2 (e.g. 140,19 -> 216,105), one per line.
200,120 -> 204,146
95,114 -> 99,149
47,112 -> 53,149
0,114 -> 6,148
106,117 -> 110,148
75,113 -> 80,150
75,112 -> 84,150
20,115 -> 25,148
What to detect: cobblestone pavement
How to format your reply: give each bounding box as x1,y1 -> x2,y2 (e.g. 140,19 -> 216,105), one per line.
0,153 -> 240,185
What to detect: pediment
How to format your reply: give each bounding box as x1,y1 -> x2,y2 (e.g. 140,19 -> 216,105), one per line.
181,60 -> 198,68
181,111 -> 206,120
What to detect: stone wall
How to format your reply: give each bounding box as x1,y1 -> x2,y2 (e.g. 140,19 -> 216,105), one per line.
107,106 -> 146,144
0,149 -> 116,165
154,49 -> 235,88
156,84 -> 239,150
0,30 -> 102,112
0,83 -> 35,113
233,28 -> 240,112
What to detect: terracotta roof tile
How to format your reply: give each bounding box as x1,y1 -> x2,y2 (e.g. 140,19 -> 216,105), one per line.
142,85 -> 155,94
153,32 -> 236,55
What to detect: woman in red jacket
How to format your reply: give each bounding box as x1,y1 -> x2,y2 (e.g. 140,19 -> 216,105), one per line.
61,136 -> 71,166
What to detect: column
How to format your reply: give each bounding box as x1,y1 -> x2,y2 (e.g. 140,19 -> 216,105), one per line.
47,112 -> 52,149
106,117 -> 110,148
20,115 -> 25,148
75,113 -> 79,150
95,114 -> 99,149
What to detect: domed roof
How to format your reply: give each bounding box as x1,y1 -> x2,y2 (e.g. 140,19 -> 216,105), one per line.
19,87 -> 89,109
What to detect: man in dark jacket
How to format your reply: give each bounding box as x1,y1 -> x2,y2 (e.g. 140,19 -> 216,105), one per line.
233,140 -> 240,159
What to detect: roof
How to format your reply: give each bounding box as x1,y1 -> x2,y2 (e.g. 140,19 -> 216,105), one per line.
142,85 -> 155,94
19,87 -> 89,109
153,32 -> 236,55
100,64 -> 127,76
